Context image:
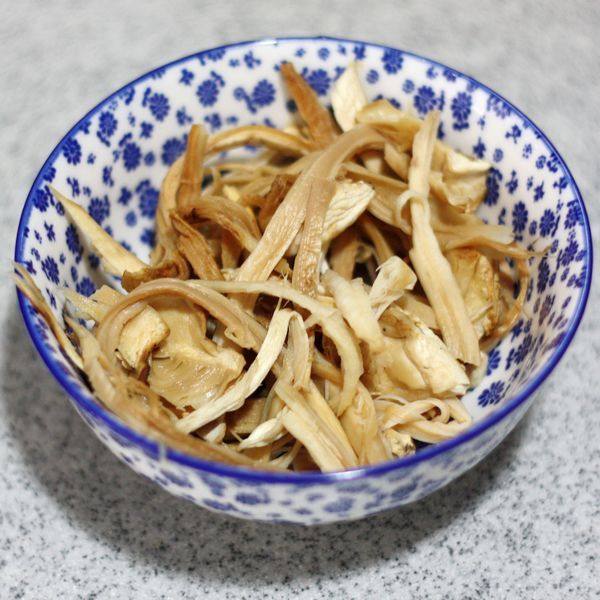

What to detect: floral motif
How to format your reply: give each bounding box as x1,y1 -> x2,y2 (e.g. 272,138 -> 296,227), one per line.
88,196 -> 110,224
382,48 -> 403,73
478,381 -> 505,407
234,79 -> 276,113
62,138 -> 82,164
413,85 -> 439,115
196,71 -> 225,106
301,68 -> 331,96
512,201 -> 528,233
451,92 -> 471,130
161,136 -> 186,166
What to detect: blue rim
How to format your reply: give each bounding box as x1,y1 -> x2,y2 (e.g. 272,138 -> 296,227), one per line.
14,36 -> 593,484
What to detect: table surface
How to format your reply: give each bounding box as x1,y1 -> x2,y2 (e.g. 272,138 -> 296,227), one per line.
1,2 -> 598,598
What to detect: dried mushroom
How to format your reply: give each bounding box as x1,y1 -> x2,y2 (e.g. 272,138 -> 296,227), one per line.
16,61 -> 533,473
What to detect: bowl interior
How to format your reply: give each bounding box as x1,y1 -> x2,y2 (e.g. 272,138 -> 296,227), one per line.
15,37 -> 591,471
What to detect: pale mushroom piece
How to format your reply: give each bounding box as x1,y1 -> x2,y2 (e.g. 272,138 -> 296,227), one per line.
117,305 -> 169,374
175,309 -> 300,433
236,125 -> 385,286
206,124 -> 314,156
329,227 -> 359,280
176,124 -> 208,217
375,398 -> 452,429
238,411 -> 286,450
398,292 -> 438,330
330,62 -> 368,132
322,269 -> 384,354
222,184 -> 242,202
430,148 -> 491,213
380,306 -> 470,396
68,316 -> 262,467
365,335 -> 427,392
63,288 -> 109,322
321,181 -> 374,243
358,214 -> 396,264
53,188 -> 146,277
276,379 -> 357,471
394,419 -> 470,444
383,143 -> 410,181
148,342 -> 245,409
384,429 -> 416,457
197,279 -> 363,414
339,384 -> 391,465
369,256 -> 417,319
356,100 -> 422,151
446,248 -> 501,339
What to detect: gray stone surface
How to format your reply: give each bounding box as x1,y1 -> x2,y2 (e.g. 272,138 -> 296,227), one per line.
1,1 -> 598,598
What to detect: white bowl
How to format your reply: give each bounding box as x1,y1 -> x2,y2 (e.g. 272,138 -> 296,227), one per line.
15,37 -> 592,524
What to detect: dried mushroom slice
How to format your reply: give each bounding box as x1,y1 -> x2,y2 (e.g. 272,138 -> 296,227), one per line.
331,62 -> 368,132
54,188 -> 146,277
280,62 -> 339,148
321,181 -> 374,243
405,111 -> 480,365
446,248 -> 500,339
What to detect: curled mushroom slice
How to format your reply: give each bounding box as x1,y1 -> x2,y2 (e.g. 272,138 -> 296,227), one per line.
446,248 -> 501,339
430,148 -> 490,213
375,398 -> 452,429
186,195 -> 261,253
52,188 -> 146,277
236,125 -> 385,285
117,305 -> 169,374
321,181 -> 374,243
197,279 -> 363,414
357,99 -> 422,151
171,213 -> 223,280
276,379 -> 357,471
280,62 -> 338,148
176,309 -> 299,433
322,269 -> 384,354
331,62 -> 368,132
394,419 -> 470,444
384,429 -> 415,457
14,264 -> 83,369
206,125 -> 314,156
369,256 -> 417,319
380,306 -> 469,395
339,384 -> 391,465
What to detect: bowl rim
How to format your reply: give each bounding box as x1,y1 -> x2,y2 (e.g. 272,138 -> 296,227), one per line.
14,35 -> 593,485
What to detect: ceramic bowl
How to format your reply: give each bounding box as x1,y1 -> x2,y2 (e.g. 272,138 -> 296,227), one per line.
14,37 -> 592,524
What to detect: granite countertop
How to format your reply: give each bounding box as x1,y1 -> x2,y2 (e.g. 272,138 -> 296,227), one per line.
1,2 -> 598,598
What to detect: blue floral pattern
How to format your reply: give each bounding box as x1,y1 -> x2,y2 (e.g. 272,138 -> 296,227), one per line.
14,38 -> 591,525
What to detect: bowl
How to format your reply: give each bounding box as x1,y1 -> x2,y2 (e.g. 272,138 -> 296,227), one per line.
14,36 -> 592,524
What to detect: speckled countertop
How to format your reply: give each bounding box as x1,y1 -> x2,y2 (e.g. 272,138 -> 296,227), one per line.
1,2 -> 599,598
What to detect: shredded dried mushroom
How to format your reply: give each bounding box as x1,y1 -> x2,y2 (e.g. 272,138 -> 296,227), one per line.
15,62 -> 533,472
